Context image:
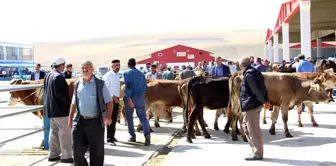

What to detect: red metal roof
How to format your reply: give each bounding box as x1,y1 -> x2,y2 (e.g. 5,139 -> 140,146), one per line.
290,42 -> 336,48
265,0 -> 301,43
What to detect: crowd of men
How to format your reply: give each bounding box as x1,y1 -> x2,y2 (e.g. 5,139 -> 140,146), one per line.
39,53 -> 318,165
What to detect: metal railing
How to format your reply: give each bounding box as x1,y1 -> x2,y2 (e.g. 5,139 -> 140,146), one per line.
0,84 -> 50,150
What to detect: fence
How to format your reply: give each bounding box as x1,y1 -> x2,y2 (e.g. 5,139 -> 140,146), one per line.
0,84 -> 50,150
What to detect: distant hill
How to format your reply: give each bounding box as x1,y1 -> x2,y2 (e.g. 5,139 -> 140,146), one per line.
33,30 -> 266,69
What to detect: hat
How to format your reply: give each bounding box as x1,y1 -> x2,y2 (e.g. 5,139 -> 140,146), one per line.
53,57 -> 66,66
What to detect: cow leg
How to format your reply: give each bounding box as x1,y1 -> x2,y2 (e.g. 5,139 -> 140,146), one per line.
117,110 -> 121,124
214,109 -> 222,130
223,107 -> 231,134
121,106 -> 127,126
269,106 -> 280,135
181,107 -> 188,132
231,118 -> 239,141
154,115 -> 160,128
193,120 -> 201,136
186,106 -> 199,143
297,104 -> 304,127
262,105 -> 267,124
280,106 -> 292,138
198,108 -> 211,139
306,102 -> 318,127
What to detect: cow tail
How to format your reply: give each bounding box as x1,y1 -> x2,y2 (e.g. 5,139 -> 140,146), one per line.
185,77 -> 198,125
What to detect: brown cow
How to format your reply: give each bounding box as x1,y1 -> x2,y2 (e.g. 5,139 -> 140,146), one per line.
9,78 -> 77,146
262,70 -> 336,127
229,72 -> 330,141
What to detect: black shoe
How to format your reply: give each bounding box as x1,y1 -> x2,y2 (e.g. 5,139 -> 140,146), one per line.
60,158 -> 74,163
114,138 -> 118,142
144,134 -> 150,146
48,157 -> 60,162
107,140 -> 117,146
128,137 -> 136,142
244,155 -> 263,161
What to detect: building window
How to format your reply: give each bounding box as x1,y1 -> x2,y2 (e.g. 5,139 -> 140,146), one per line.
6,47 -> 18,60
0,46 -> 4,60
158,53 -> 163,57
198,51 -> 203,55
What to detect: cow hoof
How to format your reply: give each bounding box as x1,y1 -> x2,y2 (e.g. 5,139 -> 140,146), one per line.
186,137 -> 193,143
285,133 -> 293,138
136,127 -> 143,132
232,136 -> 238,141
169,120 -> 173,123
154,122 -> 160,128
191,134 -> 196,139
204,122 -> 209,127
223,128 -> 230,134
117,120 -> 120,124
298,123 -> 303,127
204,134 -> 211,139
269,128 -> 275,135
312,122 -> 319,127
214,125 -> 220,131
150,128 -> 154,132
242,136 -> 248,142
263,119 -> 267,124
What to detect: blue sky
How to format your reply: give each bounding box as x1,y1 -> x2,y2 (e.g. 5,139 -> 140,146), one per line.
0,0 -> 285,44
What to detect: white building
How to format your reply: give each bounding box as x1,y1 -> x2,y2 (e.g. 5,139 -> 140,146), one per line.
0,42 -> 34,62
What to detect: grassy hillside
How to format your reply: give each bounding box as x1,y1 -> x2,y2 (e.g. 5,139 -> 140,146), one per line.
33,30 -> 266,69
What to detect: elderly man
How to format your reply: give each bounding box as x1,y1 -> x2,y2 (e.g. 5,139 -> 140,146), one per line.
103,59 -> 121,146
211,56 -> 231,77
239,57 -> 269,160
30,63 -> 46,80
123,58 -> 151,146
44,57 -> 73,163
68,60 -> 113,166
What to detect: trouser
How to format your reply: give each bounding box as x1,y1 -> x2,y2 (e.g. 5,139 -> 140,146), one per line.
48,116 -> 73,159
242,106 -> 264,157
124,94 -> 150,138
107,101 -> 119,142
72,117 -> 105,166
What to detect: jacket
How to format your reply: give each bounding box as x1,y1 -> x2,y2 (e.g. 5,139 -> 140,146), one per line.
240,66 -> 268,112
30,71 -> 46,80
73,76 -> 107,128
123,67 -> 147,100
44,70 -> 70,117
211,64 -> 231,77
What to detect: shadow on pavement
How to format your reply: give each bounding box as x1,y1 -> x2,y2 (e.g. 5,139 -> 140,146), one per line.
167,144 -> 202,153
262,158 -> 336,166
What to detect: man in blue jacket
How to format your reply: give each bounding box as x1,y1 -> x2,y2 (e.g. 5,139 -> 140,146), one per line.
123,58 -> 151,146
211,56 -> 231,77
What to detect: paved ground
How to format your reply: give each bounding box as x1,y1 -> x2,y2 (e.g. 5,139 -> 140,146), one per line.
1,87 -> 336,166
161,103 -> 336,166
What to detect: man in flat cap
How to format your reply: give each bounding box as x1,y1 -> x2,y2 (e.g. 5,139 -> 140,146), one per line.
44,57 -> 73,163
123,58 -> 151,146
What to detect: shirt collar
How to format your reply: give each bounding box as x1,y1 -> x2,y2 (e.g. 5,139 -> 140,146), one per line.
81,76 -> 95,84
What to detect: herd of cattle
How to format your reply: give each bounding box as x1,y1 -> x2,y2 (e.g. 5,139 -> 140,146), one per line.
7,59 -> 336,145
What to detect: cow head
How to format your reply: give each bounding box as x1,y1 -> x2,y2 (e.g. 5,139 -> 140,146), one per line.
149,102 -> 173,122
314,70 -> 336,89
309,77 -> 330,103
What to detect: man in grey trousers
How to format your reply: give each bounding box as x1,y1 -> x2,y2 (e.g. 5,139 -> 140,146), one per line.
44,57 -> 73,163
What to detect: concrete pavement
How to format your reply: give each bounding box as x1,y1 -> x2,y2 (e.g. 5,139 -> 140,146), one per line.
161,103 -> 336,166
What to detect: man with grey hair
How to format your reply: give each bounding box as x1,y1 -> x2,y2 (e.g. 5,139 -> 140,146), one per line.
44,57 -> 73,163
68,59 -> 113,165
239,56 -> 269,161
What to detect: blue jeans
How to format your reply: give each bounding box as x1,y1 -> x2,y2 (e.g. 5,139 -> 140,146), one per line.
302,103 -> 305,110
124,94 -> 150,138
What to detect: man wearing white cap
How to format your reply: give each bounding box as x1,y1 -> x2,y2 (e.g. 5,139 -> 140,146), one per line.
44,57 -> 73,163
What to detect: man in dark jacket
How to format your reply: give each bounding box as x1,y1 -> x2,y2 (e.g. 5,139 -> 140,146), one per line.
44,57 -> 73,163
239,57 -> 270,161
63,64 -> 73,78
30,63 -> 46,80
211,56 -> 231,77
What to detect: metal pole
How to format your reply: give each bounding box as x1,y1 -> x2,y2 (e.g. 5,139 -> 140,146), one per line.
43,88 -> 50,150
